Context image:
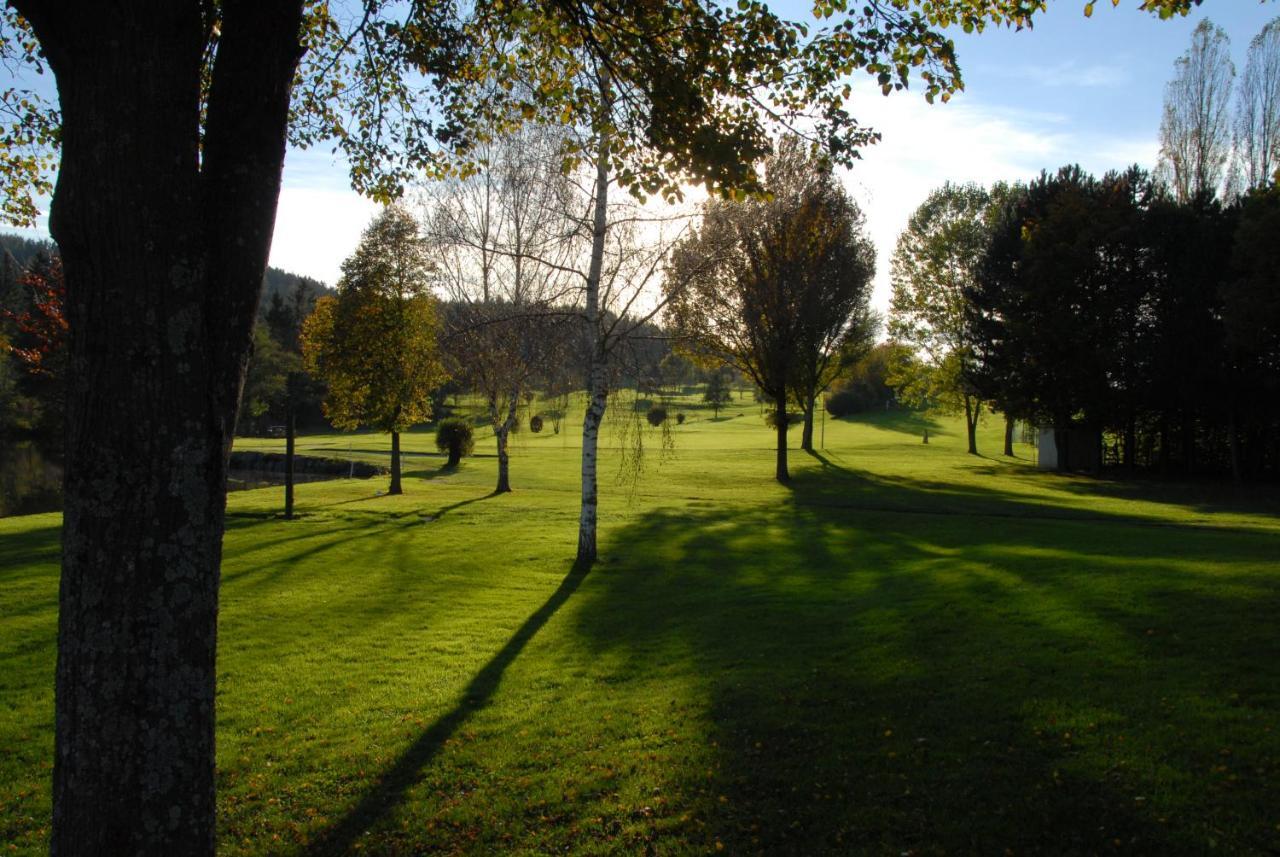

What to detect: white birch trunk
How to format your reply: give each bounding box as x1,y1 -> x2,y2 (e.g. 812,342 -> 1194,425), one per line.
577,108 -> 611,563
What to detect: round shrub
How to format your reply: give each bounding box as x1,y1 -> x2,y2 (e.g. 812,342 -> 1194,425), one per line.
826,390 -> 860,418
435,418 -> 475,467
646,406 -> 668,427
529,414 -> 544,433
676,412 -> 686,424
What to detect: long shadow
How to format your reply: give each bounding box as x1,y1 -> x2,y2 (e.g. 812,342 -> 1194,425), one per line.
1017,466 -> 1280,519
0,522 -> 60,574
303,558 -> 593,856
834,408 -> 941,437
565,468 -> 1280,854
797,450 -> 1273,535
222,491 -> 500,599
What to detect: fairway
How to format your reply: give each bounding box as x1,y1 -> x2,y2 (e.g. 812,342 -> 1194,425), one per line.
2,400 -> 1278,855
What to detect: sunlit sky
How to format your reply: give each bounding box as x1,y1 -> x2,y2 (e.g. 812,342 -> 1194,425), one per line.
5,2 -> 1278,313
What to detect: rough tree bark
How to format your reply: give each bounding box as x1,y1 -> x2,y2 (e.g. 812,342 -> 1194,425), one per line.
11,2 -> 305,854
1003,413 -> 1015,457
576,126 -> 611,563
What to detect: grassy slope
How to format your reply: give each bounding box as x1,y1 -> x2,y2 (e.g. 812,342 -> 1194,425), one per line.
2,396 -> 1278,855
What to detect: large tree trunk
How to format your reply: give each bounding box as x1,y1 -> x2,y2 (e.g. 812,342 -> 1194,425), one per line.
964,395 -> 979,456
389,430 -> 403,495
774,395 -> 790,482
1003,412 -> 1015,457
800,394 -> 815,452
16,3 -> 305,854
576,110 -> 611,563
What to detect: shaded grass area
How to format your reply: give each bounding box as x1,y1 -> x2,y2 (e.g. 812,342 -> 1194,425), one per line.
1,408 -> 1278,855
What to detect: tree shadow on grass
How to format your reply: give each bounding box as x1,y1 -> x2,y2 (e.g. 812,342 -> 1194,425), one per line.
0,521 -> 60,577
566,469 -> 1280,854
995,465 -> 1280,521
797,451 -> 1276,535
302,558 -> 593,857
0,522 -> 61,624
220,490 -> 500,602
834,408 -> 942,438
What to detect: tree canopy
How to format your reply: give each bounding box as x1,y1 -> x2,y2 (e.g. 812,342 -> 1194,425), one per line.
301,205 -> 446,492
1,0 -> 1218,226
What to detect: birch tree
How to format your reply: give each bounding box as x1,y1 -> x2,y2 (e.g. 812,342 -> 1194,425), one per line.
425,125 -> 577,494
568,91 -> 696,560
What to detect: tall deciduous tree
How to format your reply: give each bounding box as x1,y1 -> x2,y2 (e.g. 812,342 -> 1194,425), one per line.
301,205 -> 446,495
788,153 -> 878,452
1222,183 -> 1280,480
1158,18 -> 1235,202
666,138 -> 874,480
1235,17 -> 1280,190
967,166 -> 1164,472
889,181 -> 992,455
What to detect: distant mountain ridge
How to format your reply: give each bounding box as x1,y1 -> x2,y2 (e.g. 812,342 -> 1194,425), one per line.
0,233 -> 332,309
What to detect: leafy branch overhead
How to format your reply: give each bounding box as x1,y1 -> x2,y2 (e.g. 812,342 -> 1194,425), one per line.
0,0 -> 1214,225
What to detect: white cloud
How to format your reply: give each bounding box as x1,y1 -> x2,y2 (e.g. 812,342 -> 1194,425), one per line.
836,82 -> 1158,314
1001,59 -> 1132,89
269,186 -> 379,286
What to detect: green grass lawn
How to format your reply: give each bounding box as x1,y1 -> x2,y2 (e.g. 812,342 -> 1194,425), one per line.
2,398 -> 1279,855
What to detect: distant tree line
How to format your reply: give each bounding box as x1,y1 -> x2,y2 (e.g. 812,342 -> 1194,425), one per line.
0,230 -> 338,457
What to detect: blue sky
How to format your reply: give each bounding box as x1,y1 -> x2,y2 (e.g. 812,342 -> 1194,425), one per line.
5,2 -> 1277,309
